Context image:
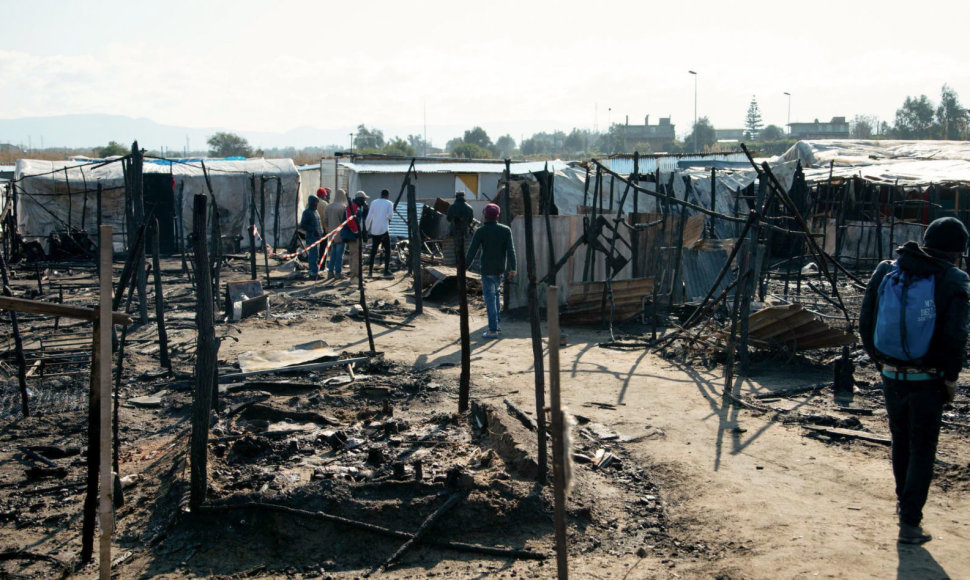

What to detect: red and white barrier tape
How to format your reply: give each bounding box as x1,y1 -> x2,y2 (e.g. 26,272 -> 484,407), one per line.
269,215 -> 354,260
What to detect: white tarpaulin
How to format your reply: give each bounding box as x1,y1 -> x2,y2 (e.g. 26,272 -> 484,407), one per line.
13,157 -> 301,254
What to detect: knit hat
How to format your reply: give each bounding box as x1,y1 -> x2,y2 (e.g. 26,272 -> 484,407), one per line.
316,187 -> 331,200
483,203 -> 500,221
923,217 -> 968,254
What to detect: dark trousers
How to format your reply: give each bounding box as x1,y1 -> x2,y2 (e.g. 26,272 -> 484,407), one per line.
368,232 -> 391,274
883,376 -> 945,526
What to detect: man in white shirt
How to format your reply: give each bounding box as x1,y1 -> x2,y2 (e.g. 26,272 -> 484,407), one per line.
364,188 -> 394,277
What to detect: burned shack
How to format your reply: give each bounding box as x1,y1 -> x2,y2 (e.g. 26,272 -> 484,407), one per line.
11,156 -> 301,257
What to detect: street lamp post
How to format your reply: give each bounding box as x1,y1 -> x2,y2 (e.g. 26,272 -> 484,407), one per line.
784,92 -> 791,136
689,70 -> 698,152
608,107 -> 612,153
349,133 -> 355,155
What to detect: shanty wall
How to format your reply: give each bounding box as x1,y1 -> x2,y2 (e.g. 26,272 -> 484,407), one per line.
507,214 -> 632,309
823,219 -> 925,266
13,159 -> 301,254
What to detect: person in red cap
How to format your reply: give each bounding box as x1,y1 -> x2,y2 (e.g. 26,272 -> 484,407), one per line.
315,187 -> 331,225
465,203 -> 516,339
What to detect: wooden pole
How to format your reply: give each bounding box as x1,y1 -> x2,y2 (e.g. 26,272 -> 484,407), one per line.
152,218 -> 171,371
407,183 -> 423,315
248,176 -> 258,280
547,286 -> 568,579
260,177 -> 271,287
456,221 -> 471,413
274,177 -> 283,249
502,159 -> 512,313
357,223 -> 376,353
190,194 -> 216,511
130,143 -> 148,323
631,153 -> 640,278
521,182 -> 548,483
98,225 -> 114,580
0,253 -> 29,417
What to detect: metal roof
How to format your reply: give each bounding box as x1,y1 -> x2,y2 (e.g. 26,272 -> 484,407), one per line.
340,159 -> 569,176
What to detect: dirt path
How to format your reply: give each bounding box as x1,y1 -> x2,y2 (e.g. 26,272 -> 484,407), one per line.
223,275 -> 970,579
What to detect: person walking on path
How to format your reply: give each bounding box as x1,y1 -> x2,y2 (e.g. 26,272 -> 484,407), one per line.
465,203 -> 516,339
859,216 -> 970,545
446,191 -> 474,241
342,191 -> 368,282
324,189 -> 348,279
365,188 -> 394,277
299,195 -> 324,280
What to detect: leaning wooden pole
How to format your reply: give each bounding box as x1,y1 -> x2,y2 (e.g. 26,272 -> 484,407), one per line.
151,218 -> 171,371
129,143 -> 148,323
547,285 -> 568,579
456,222 -> 471,413
407,183 -> 423,315
0,252 -> 29,417
97,225 -> 114,580
248,176 -> 258,280
190,194 -> 217,511
357,226 -> 377,353
521,182 -> 549,483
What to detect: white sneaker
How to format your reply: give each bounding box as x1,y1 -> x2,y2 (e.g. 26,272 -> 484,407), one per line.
482,331 -> 499,339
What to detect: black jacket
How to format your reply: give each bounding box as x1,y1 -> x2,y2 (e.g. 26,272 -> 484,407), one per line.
859,241 -> 970,381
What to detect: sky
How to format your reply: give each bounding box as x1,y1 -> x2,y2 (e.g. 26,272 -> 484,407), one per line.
1,0 -> 969,148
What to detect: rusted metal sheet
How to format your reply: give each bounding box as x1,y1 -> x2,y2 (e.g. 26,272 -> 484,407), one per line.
562,278 -> 654,325
746,304 -> 856,351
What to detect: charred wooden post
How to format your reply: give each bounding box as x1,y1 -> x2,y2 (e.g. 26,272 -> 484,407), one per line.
152,218 -> 171,371
260,177 -> 271,287
650,172 -> 669,341
97,225 -> 114,579
708,167 -> 717,238
667,183 -> 689,308
521,182 -> 549,483
547,285 -> 568,579
0,253 -> 29,417
130,142 -> 148,323
96,182 -> 103,251
631,153 -> 640,278
64,167 -> 73,231
407,183 -> 423,315
274,177 -> 283,250
177,181 -> 189,279
456,217 -> 471,413
190,194 -> 217,511
248,176 -> 258,280
356,220 -> 376,353
502,159 -> 512,313
723,237 -> 750,396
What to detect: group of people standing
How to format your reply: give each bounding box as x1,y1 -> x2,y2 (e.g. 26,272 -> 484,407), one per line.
299,187 -> 395,281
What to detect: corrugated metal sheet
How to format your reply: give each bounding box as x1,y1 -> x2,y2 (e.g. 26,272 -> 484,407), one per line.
607,152 -> 747,174
340,160 -> 568,176
388,202 -> 423,239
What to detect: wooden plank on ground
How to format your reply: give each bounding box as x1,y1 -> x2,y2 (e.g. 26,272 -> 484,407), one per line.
0,296 -> 132,326
802,424 -> 891,445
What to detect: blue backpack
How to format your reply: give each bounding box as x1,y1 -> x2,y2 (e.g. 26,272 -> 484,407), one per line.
874,262 -> 937,362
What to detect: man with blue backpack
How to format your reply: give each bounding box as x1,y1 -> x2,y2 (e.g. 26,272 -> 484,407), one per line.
859,216 -> 969,545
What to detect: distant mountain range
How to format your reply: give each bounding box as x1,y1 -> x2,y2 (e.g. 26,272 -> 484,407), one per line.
0,114 -> 565,153
0,114 -> 359,152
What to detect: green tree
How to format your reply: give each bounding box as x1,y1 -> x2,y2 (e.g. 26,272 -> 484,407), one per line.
444,137 -> 463,154
564,129 -> 588,153
936,84 -> 967,140
494,134 -> 516,158
354,124 -> 385,150
207,132 -> 253,157
759,125 -> 785,141
744,96 -> 764,140
406,134 -> 430,155
382,137 -> 416,156
685,117 -> 717,151
462,126 -> 492,149
893,95 -> 935,139
850,115 -> 876,138
95,140 -> 128,158
452,143 -> 492,159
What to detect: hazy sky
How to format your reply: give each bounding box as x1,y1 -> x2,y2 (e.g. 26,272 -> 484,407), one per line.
1,0 -> 968,145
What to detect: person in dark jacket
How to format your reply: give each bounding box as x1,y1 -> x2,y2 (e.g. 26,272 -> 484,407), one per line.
446,191 -> 474,239
300,195 -> 324,280
465,203 -> 516,339
859,216 -> 970,544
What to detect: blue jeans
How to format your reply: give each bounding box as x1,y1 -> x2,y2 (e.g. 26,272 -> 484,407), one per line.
308,245 -> 320,278
329,241 -> 345,275
482,275 -> 502,332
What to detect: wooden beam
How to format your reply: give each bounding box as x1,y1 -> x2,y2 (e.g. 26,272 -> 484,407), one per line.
547,286 -> 568,579
98,225 -> 114,580
0,295 -> 132,326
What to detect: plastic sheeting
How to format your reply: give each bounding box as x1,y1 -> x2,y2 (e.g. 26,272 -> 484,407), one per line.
13,158 -> 301,254
777,140 -> 970,185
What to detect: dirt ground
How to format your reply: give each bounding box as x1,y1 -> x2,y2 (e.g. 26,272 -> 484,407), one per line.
1,255 -> 969,579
